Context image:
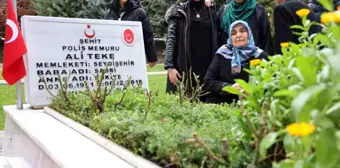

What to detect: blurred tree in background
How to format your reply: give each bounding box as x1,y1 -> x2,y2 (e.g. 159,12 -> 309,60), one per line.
0,0 -> 36,62
32,0 -> 85,18
77,0 -> 111,19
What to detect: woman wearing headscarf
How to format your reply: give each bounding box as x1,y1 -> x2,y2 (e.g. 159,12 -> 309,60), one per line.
164,0 -> 219,100
105,0 -> 157,68
217,0 -> 273,55
203,20 -> 269,104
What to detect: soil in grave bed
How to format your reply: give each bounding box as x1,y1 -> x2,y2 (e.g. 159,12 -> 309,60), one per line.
50,87 -> 271,168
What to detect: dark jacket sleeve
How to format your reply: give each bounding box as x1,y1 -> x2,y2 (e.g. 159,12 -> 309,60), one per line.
138,9 -> 157,62
242,51 -> 269,65
217,5 -> 227,46
257,51 -> 269,61
203,55 -> 231,95
257,5 -> 273,55
164,19 -> 177,70
306,10 -> 322,37
273,5 -> 293,55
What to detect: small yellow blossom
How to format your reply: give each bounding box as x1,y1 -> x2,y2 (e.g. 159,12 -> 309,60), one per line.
280,42 -> 289,48
250,59 -> 261,66
320,12 -> 335,23
286,122 -> 315,137
335,11 -> 340,23
296,8 -> 310,17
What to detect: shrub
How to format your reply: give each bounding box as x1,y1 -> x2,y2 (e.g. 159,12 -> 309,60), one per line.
76,0 -> 111,19
223,5 -> 340,167
50,86 -> 254,167
32,0 -> 85,18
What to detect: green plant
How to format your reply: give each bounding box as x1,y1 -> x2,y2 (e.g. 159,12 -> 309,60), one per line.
176,68 -> 206,104
223,4 -> 340,167
271,7 -> 340,167
40,73 -> 73,106
50,86 -> 254,167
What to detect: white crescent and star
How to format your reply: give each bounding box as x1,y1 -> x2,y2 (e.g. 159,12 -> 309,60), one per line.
84,28 -> 95,38
5,19 -> 18,44
125,34 -> 133,43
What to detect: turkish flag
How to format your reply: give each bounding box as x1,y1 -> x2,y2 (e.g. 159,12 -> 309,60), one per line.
2,0 -> 27,85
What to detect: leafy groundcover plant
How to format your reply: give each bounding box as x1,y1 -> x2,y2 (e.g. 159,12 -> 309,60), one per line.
50,85 -> 254,167
49,3 -> 340,168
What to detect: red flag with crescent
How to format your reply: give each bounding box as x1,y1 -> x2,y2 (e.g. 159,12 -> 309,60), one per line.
2,0 -> 27,85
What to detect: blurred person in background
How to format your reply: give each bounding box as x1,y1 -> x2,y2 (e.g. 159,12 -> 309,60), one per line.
217,0 -> 273,55
273,0 -> 322,54
164,0 -> 219,101
105,0 -> 158,68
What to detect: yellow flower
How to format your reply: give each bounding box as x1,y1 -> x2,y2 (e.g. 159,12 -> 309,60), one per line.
320,12 -> 335,23
286,122 -> 315,137
280,42 -> 289,48
250,59 -> 261,66
335,11 -> 340,23
296,8 -> 310,17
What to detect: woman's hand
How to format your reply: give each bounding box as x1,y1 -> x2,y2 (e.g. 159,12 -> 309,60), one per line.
232,83 -> 242,90
232,83 -> 249,96
148,62 -> 157,68
168,68 -> 182,85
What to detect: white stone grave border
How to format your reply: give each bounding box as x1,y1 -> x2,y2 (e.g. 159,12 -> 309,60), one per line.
43,107 -> 160,168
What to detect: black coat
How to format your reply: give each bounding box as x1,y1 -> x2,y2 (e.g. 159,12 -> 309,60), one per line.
203,48 -> 268,104
273,0 -> 322,54
217,4 -> 274,55
164,2 -> 219,93
308,0 -> 340,22
105,0 -> 157,62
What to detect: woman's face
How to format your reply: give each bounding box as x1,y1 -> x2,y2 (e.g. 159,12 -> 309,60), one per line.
231,24 -> 249,47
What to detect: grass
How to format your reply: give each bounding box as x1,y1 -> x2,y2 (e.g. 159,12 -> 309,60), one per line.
0,84 -> 25,130
147,64 -> 165,72
0,74 -> 167,130
0,70 -> 2,80
148,74 -> 167,94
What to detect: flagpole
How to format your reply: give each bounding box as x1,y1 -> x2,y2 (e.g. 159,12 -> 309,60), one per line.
12,0 -> 23,110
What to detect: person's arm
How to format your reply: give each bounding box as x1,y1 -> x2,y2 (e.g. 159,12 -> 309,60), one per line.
258,51 -> 269,61
242,50 -> 269,65
203,55 -> 232,95
138,9 -> 157,65
164,19 -> 177,70
273,5 -> 294,55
